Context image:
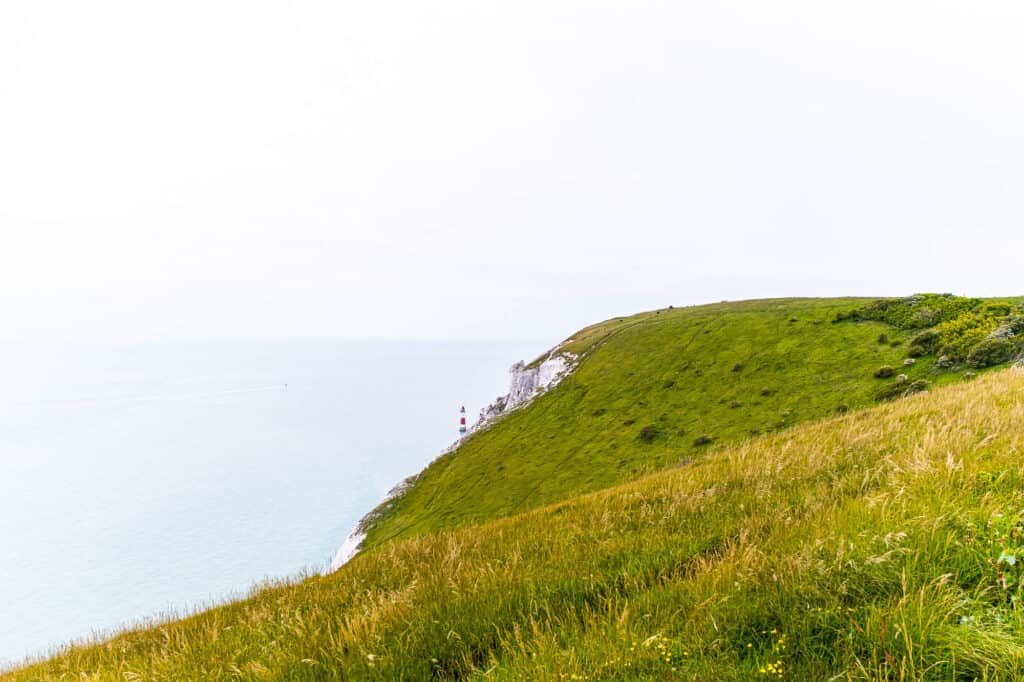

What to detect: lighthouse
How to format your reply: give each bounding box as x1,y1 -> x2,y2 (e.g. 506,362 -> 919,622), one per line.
458,405 -> 467,435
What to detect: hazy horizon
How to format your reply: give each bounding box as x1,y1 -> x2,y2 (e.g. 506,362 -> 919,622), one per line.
4,1 -> 1024,343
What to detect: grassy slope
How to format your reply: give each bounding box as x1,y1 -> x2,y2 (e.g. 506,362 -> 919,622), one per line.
13,369 -> 1024,680
363,298 -> 967,548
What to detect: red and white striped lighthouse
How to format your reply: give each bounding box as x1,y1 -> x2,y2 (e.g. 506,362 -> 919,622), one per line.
458,405 -> 467,435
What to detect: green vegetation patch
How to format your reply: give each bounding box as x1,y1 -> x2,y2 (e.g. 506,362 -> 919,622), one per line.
838,295 -> 1024,368
363,298 -> 964,549
833,293 -> 984,329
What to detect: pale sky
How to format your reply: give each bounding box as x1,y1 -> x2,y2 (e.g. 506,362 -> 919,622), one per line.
2,1 -> 1023,341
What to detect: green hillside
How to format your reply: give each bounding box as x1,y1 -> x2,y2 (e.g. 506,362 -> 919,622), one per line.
7,295 -> 1024,680
12,367 -> 1024,680
362,296 -> 1020,548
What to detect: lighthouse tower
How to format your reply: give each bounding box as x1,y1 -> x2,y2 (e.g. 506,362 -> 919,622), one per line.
458,405 -> 468,435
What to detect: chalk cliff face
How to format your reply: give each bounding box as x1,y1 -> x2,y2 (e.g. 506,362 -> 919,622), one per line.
327,348 -> 578,572
506,362 -> 538,408
537,353 -> 572,388
472,352 -> 577,431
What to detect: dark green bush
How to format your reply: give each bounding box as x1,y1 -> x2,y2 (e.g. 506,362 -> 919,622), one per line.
875,383 -> 900,401
1004,315 -> 1024,335
876,378 -> 931,401
874,366 -> 895,378
877,333 -> 889,344
639,425 -> 659,443
908,329 -> 940,357
905,379 -> 930,395
966,338 -> 1019,368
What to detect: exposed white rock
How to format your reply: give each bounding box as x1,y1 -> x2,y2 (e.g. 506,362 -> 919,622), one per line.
506,361 -> 538,409
329,530 -> 366,571
324,476 -> 417,573
538,354 -> 572,389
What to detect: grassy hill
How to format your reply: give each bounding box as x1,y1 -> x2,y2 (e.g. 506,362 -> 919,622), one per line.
362,296 -> 1020,549
11,366 -> 1024,680
7,295 -> 1024,680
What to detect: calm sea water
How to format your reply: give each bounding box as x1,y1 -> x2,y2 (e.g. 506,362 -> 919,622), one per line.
0,338 -> 543,666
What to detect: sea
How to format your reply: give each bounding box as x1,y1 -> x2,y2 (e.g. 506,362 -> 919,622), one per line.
0,338 -> 543,666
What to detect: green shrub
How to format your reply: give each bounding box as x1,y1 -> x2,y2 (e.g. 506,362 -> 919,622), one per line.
638,425 -> 659,443
877,333 -> 889,344
874,366 -> 895,378
980,302 -> 1013,317
905,379 -> 930,395
936,313 -> 999,359
908,329 -> 940,357
1004,315 -> 1024,335
876,378 -> 931,401
966,338 -> 1019,368
835,295 -> 982,329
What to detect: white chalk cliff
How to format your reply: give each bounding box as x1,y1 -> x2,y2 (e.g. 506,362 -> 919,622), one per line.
472,352 -> 577,432
327,347 -> 578,572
